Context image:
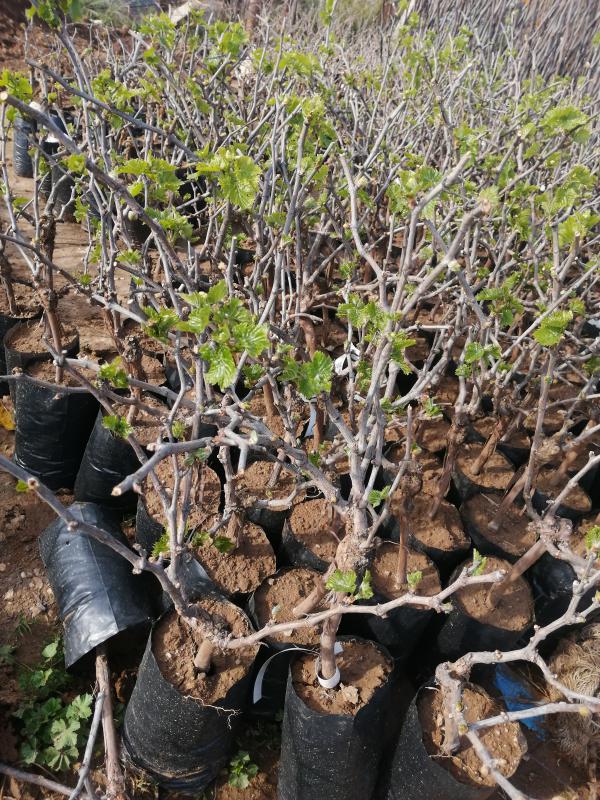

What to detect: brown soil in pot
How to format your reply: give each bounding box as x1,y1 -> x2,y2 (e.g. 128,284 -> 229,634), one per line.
6,320 -> 78,354
535,466 -> 592,515
416,416 -> 451,453
154,599 -> 258,702
291,639 -> 392,715
461,493 -> 536,558
573,516 -> 600,558
454,555 -> 533,631
420,684 -> 525,787
245,394 -> 305,440
387,446 -> 444,497
524,382 -> 579,434
288,497 -> 345,563
111,394 -> 174,448
371,542 -> 440,598
390,494 -> 469,553
144,457 -> 221,528
431,375 -> 461,412
405,334 -> 430,363
237,460 -> 302,510
26,359 -> 96,386
0,283 -> 40,318
193,520 -> 276,595
456,443 -> 514,492
252,567 -> 324,646
472,417 -> 530,452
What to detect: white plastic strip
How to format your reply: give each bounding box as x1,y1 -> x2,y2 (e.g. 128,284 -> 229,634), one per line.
316,665 -> 341,688
315,642 -> 344,689
253,642 -> 345,702
253,647 -> 313,704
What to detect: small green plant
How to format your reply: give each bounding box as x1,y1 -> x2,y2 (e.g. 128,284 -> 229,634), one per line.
15,614 -> 32,639
13,637 -> 93,771
407,570 -> 423,591
471,548 -> 488,576
368,486 -> 391,509
213,535 -> 235,554
228,750 -> 259,789
102,415 -> 133,439
151,531 -> 170,559
184,448 -> 211,466
0,643 -> 15,666
584,526 -> 600,552
326,568 -> 374,600
98,357 -> 129,389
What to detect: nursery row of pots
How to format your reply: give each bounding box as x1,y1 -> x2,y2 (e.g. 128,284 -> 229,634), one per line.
40,502 -> 530,799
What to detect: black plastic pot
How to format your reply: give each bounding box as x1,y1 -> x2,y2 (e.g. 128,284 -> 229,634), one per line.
122,212 -> 151,247
386,504 -> 471,578
436,564 -> 534,662
4,322 -> 79,402
13,115 -> 36,178
279,518 -> 330,573
465,424 -> 530,468
39,139 -> 58,199
277,638 -> 394,800
532,486 -> 592,521
39,502 -> 155,669
452,449 -> 515,501
381,687 -> 496,800
459,495 -> 531,563
122,606 -> 257,793
528,552 -> 577,628
245,577 -> 318,720
74,410 -> 141,510
0,307 -> 41,396
51,163 -> 76,220
14,377 -> 98,490
135,496 -> 164,554
245,505 -> 289,552
359,592 -> 435,665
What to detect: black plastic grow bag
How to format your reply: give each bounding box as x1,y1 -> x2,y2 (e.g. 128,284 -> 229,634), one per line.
381,687 -> 495,800
435,579 -> 533,663
359,593 -> 435,664
532,486 -> 591,521
4,322 -> 79,402
279,519 -> 330,573
39,502 -> 155,669
0,307 -> 42,396
51,163 -> 76,220
14,377 -> 98,490
74,410 -> 141,510
122,607 -> 256,793
39,139 -> 58,199
277,638 -> 394,800
13,115 -> 35,178
122,212 -> 151,247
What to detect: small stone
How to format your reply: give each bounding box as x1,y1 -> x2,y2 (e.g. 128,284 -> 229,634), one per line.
20,571 -> 27,579
0,563 -> 6,572
4,589 -> 14,600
